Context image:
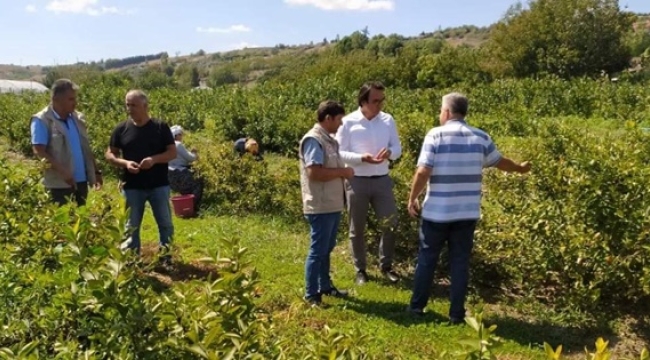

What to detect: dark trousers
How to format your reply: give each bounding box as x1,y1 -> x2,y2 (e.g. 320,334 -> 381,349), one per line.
49,182 -> 89,207
409,219 -> 477,320
168,169 -> 204,212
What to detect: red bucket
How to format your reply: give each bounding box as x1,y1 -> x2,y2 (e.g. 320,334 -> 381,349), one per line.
171,194 -> 195,218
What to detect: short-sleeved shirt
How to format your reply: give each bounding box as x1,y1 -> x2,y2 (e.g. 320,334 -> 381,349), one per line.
30,111 -> 87,183
417,119 -> 502,222
301,137 -> 324,167
109,119 -> 175,190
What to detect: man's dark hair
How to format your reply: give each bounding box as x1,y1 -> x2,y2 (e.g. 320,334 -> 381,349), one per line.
51,79 -> 78,99
357,81 -> 385,107
317,100 -> 345,122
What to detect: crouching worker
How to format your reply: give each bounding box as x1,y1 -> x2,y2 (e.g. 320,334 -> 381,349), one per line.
168,125 -> 204,214
234,137 -> 264,161
299,100 -> 355,307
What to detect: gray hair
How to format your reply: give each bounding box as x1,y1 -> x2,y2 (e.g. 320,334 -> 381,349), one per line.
51,78 -> 79,98
125,89 -> 149,104
442,92 -> 469,116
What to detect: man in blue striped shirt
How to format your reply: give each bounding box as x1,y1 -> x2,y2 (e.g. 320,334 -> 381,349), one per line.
406,92 -> 531,324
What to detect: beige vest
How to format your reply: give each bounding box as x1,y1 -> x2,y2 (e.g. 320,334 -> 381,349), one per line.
298,124 -> 345,214
32,106 -> 97,189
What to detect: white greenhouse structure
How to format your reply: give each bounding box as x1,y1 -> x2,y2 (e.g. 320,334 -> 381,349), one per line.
0,80 -> 49,94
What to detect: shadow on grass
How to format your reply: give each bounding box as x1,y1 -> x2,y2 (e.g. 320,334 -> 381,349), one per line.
344,247 -> 649,356
342,296 -> 448,327
486,316 -> 620,355
142,260 -> 220,292
137,243 -> 220,292
633,311 -> 650,343
342,291 -> 629,356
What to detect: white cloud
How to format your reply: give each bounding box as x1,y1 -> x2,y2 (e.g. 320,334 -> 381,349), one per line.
45,0 -> 132,15
25,4 -> 37,12
196,25 -> 252,34
284,0 -> 394,11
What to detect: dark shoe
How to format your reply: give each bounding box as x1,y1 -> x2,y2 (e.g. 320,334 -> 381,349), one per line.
320,287 -> 349,298
303,295 -> 323,307
355,270 -> 369,285
449,317 -> 465,326
159,254 -> 173,268
381,268 -> 400,283
406,306 -> 425,316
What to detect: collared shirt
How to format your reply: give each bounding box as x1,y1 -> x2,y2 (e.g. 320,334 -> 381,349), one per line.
30,109 -> 87,183
301,137 -> 324,167
417,119 -> 502,223
335,108 -> 402,177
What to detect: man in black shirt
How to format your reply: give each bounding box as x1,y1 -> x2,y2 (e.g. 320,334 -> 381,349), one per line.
105,89 -> 177,265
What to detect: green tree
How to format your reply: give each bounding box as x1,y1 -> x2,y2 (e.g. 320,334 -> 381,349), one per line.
174,63 -> 200,88
417,38 -> 446,55
416,45 -> 492,88
488,0 -> 635,78
366,34 -> 386,55
209,65 -> 239,86
43,69 -> 60,88
378,34 -> 404,56
43,65 -> 104,87
133,66 -> 175,90
628,29 -> 650,56
334,31 -> 369,54
160,52 -> 169,66
390,45 -> 420,88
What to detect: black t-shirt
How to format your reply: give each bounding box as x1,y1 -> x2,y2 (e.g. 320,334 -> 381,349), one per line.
109,118 -> 175,189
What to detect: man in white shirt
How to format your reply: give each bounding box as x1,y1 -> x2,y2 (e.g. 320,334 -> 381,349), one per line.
335,81 -> 402,285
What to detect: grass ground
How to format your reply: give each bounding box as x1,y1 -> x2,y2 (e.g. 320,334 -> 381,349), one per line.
119,191 -> 648,359
132,210 -> 539,359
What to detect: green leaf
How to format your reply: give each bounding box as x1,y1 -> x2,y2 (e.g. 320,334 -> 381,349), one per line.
187,345 -> 208,358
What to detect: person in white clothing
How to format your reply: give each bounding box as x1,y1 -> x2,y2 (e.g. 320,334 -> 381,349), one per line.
168,125 -> 204,214
335,81 -> 402,285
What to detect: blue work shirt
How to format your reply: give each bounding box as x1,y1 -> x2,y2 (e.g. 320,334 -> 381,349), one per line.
301,137 -> 324,166
30,110 -> 87,183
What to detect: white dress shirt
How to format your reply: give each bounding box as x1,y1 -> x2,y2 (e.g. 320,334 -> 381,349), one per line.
335,108 -> 402,177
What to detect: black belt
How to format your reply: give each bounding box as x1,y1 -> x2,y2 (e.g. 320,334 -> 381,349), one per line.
355,175 -> 388,179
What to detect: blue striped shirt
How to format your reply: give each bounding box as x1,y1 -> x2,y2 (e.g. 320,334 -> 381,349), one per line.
417,119 -> 502,222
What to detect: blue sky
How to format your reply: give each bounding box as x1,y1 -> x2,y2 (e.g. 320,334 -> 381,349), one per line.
1,0 -> 649,66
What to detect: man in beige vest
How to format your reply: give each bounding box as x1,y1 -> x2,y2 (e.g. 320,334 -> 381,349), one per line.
30,78 -> 102,206
299,100 -> 355,306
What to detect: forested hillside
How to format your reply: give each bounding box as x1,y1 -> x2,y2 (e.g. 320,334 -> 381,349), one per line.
1,4 -> 649,86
